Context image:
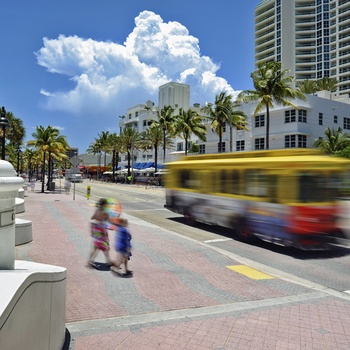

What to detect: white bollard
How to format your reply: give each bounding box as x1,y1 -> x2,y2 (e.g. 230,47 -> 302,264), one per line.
0,160 -> 24,269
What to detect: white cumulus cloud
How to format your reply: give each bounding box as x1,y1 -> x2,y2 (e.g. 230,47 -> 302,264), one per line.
36,10 -> 238,119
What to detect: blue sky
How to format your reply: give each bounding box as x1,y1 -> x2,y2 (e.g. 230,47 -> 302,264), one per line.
0,0 -> 257,153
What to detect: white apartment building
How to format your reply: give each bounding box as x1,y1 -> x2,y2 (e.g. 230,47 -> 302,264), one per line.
196,91 -> 350,154
255,0 -> 350,97
119,80 -> 350,167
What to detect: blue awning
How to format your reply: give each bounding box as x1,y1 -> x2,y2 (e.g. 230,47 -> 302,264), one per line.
136,162 -> 147,169
141,162 -> 154,169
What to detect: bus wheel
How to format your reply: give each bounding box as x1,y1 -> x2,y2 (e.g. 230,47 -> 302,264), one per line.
184,209 -> 196,226
236,220 -> 252,242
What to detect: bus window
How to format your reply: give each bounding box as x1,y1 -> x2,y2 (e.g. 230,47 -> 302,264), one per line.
199,170 -> 211,193
179,170 -> 190,188
266,175 -> 278,203
220,170 -> 227,193
245,170 -> 268,197
298,173 -> 341,202
230,170 -> 240,195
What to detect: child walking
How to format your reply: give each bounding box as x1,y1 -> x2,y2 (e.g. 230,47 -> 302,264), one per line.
87,198 -> 113,267
111,218 -> 132,277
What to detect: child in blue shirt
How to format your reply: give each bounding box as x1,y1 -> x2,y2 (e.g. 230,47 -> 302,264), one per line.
111,218 -> 132,277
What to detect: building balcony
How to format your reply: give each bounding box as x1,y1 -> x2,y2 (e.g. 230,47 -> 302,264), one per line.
295,67 -> 315,72
255,29 -> 275,41
255,14 -> 275,26
255,51 -> 275,61
255,44 -> 275,54
295,2 -> 315,9
255,20 -> 275,32
339,15 -> 350,24
255,4 -> 274,17
255,36 -> 275,48
296,59 -> 316,64
296,35 -> 316,40
295,18 -> 316,24
295,51 -> 316,56
295,42 -> 316,47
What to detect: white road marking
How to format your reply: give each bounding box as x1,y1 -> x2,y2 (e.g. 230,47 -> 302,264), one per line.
204,238 -> 233,243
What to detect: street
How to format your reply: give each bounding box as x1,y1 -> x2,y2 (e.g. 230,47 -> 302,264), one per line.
73,181 -> 350,294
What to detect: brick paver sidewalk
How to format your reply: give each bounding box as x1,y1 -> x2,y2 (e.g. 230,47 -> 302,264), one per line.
15,184 -> 350,349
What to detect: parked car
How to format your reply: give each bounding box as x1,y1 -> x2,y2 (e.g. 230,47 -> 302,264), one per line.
68,174 -> 83,183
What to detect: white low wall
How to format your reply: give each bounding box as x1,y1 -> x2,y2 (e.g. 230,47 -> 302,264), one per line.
15,218 -> 33,245
15,197 -> 25,214
0,260 -> 67,350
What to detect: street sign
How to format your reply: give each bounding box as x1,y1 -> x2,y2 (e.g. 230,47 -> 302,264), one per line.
70,155 -> 80,166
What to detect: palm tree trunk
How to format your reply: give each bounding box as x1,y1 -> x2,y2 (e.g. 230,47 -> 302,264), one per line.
154,145 -> 158,172
127,150 -> 131,177
219,122 -> 223,153
112,149 -> 116,183
265,104 -> 270,150
163,129 -> 166,163
41,152 -> 46,193
46,152 -> 51,190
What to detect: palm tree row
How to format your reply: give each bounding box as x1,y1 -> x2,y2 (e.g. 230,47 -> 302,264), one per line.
89,93 -> 251,178
297,76 -> 338,94
27,126 -> 70,193
202,91 -> 248,153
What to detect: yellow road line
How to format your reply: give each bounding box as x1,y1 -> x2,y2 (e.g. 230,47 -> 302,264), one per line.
227,265 -> 274,280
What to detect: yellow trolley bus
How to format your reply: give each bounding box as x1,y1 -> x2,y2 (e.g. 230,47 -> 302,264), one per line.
165,149 -> 350,249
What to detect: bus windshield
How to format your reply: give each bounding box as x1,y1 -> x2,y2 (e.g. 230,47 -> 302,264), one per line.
298,173 -> 344,202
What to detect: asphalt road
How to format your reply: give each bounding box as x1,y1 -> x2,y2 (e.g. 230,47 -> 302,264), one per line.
71,181 -> 350,293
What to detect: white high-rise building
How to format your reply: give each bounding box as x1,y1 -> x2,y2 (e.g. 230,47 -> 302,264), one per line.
255,0 -> 350,97
158,82 -> 190,114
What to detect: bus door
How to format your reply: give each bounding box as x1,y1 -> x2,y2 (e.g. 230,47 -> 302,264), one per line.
245,169 -> 286,239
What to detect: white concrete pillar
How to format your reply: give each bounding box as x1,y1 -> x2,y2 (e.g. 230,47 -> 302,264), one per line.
0,160 -> 24,269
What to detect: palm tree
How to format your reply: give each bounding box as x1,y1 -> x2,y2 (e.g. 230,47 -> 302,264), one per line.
316,76 -> 338,92
238,61 -> 306,150
23,148 -> 40,180
202,91 -> 244,153
314,127 -> 350,155
226,100 -> 248,152
95,131 -> 110,168
141,122 -> 174,172
27,126 -> 68,193
155,105 -> 176,163
6,112 -> 26,147
297,80 -> 318,94
46,134 -> 69,189
1,112 -> 26,169
87,139 -> 103,179
105,133 -> 124,182
174,108 -> 207,155
120,125 -> 142,178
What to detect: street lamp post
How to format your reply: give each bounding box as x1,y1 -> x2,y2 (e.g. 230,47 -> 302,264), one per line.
0,107 -> 10,160
73,152 -> 77,201
16,146 -> 22,176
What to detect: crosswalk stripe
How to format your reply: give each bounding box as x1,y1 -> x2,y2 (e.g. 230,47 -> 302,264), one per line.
227,265 -> 275,280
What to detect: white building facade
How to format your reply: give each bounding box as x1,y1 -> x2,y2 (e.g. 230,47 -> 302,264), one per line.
118,81 -> 350,168
255,0 -> 350,97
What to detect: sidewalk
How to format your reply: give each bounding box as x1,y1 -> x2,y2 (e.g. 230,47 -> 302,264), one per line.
16,185 -> 350,350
